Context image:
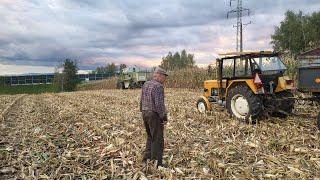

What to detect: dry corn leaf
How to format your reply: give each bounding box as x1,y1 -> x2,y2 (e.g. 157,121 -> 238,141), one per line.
175,168 -> 184,175
0,167 -> 16,174
288,166 -> 304,175
294,148 -> 309,153
0,89 -> 319,179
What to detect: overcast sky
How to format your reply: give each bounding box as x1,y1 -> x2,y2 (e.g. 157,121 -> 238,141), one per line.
0,0 -> 319,75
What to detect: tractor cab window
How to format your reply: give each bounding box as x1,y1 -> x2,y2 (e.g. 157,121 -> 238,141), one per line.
252,56 -> 287,73
235,57 -> 252,77
222,58 -> 234,78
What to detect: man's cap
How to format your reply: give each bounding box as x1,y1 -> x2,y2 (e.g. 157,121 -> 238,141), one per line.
154,67 -> 168,76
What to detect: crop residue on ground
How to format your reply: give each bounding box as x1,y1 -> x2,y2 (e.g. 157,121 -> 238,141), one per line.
0,89 -> 319,179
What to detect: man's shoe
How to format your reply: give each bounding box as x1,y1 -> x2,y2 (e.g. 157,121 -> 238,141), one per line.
142,157 -> 150,163
157,163 -> 168,168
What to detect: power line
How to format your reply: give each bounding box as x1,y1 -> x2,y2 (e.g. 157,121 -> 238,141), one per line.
227,0 -> 252,52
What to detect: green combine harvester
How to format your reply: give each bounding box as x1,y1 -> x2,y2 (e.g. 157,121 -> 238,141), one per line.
117,66 -> 152,89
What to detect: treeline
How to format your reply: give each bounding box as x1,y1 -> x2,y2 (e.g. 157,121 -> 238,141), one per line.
270,10 -> 320,79
53,59 -> 79,92
160,49 -> 195,71
92,63 -> 127,74
271,10 -> 320,56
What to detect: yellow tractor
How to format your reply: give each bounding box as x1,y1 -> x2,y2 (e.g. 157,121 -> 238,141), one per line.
197,51 -> 295,122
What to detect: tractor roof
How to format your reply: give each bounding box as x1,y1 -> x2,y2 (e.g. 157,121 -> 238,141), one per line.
218,51 -> 276,59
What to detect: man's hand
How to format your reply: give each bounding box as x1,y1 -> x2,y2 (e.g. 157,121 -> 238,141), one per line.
162,114 -> 168,125
163,115 -> 168,122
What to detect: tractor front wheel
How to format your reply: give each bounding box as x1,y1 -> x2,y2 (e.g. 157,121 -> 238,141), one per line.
226,85 -> 263,123
196,97 -> 209,113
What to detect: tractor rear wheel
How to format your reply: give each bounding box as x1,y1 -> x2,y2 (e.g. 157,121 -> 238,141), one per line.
226,85 -> 263,123
117,82 -> 122,89
129,82 -> 138,89
118,82 -> 125,89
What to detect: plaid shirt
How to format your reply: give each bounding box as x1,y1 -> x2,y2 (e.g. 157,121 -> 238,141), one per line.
140,79 -> 167,120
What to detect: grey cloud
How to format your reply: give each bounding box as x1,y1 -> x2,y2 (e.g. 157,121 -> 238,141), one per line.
0,0 -> 319,70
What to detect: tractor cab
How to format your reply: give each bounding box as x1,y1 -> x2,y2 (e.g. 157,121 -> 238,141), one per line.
197,51 -> 295,122
221,51 -> 292,91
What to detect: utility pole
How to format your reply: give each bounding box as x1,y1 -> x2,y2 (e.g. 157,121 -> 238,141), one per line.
227,0 -> 251,52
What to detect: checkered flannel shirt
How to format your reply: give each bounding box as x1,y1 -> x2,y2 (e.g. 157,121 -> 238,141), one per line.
140,79 -> 167,121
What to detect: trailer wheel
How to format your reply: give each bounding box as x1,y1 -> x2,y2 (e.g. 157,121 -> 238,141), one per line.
226,85 -> 263,123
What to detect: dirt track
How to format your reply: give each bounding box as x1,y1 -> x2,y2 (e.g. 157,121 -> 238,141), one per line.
0,89 -> 319,179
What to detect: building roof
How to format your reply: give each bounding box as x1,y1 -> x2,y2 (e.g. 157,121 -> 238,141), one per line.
298,47 -> 320,58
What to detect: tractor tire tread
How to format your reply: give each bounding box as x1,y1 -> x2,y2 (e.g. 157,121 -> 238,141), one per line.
227,85 -> 263,123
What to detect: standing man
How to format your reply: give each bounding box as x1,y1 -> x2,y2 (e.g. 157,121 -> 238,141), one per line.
140,67 -> 168,167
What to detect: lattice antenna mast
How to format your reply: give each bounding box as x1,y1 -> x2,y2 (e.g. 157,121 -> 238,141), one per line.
227,0 -> 251,52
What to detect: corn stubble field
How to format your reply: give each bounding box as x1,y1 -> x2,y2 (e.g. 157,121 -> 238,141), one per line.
0,89 -> 320,179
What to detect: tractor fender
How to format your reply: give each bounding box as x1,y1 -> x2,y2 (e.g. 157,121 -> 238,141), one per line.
226,80 -> 259,95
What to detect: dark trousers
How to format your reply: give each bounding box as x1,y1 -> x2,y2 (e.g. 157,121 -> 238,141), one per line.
142,111 -> 164,165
